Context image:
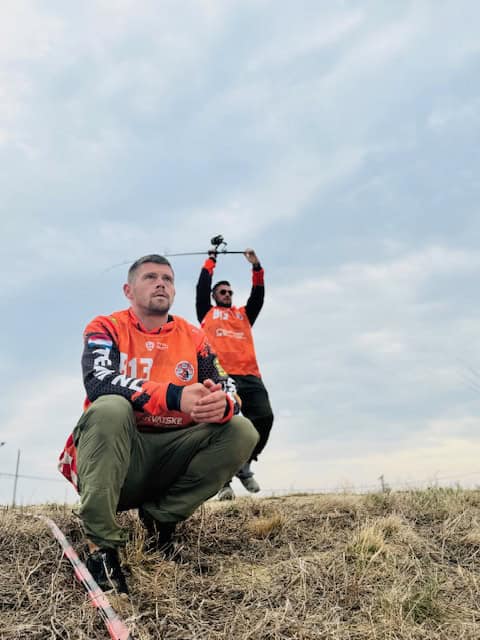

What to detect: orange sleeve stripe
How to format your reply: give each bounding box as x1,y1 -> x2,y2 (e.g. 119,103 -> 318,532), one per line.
203,257 -> 217,275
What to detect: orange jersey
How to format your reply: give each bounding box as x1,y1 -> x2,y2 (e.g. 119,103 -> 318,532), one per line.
84,309 -> 203,428
201,305 -> 261,377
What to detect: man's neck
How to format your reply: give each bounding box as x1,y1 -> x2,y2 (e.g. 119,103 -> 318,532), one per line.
131,308 -> 170,332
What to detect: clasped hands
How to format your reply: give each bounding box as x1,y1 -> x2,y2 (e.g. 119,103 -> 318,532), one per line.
180,379 -> 228,423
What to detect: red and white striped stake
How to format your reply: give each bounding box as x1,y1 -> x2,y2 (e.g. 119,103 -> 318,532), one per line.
38,515 -> 134,640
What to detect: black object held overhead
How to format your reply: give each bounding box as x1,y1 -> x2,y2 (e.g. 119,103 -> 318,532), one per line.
210,234 -> 225,248
164,234 -> 244,257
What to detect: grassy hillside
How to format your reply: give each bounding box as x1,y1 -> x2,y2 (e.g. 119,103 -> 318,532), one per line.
2,489 -> 480,639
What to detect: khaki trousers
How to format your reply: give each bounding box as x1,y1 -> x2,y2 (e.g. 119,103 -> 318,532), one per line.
74,395 -> 258,548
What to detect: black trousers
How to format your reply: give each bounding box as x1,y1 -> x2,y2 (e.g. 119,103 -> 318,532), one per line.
231,374 -> 274,461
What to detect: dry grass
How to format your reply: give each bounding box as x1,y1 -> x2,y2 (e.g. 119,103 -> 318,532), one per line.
2,489 -> 480,639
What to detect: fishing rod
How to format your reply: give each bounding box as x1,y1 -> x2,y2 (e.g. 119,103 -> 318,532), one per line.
105,234 -> 244,271
165,234 -> 244,257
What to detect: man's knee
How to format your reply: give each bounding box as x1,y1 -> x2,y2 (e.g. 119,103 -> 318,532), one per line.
227,416 -> 259,460
82,395 -> 134,440
90,394 -> 132,417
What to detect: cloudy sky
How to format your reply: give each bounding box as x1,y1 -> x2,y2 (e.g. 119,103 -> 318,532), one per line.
1,0 -> 480,505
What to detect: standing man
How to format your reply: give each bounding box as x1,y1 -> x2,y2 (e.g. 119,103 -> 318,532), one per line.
196,246 -> 274,500
59,254 -> 258,594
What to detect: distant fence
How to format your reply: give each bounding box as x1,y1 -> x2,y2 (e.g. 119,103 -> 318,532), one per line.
0,471 -> 71,507
0,472 -> 63,483
2,469 -> 480,506
262,470 -> 480,496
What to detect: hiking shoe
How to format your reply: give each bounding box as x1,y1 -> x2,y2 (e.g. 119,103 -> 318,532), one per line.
139,508 -> 177,558
240,476 -> 260,493
86,548 -> 129,595
217,483 -> 235,501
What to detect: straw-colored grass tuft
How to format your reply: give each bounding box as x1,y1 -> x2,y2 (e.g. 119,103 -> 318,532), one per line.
246,512 -> 284,539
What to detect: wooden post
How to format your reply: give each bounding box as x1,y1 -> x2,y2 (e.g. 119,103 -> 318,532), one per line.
12,449 -> 20,507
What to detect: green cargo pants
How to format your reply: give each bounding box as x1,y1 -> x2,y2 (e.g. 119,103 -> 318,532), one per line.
74,395 -> 259,548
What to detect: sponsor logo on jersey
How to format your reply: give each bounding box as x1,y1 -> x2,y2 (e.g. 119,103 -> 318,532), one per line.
215,328 -> 246,340
175,360 -> 194,382
143,415 -> 184,425
143,341 -> 168,351
235,311 -> 244,320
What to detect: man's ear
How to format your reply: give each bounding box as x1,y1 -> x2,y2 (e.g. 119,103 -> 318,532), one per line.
123,282 -> 132,301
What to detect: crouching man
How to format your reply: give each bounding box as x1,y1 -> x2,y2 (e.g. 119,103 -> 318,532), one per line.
58,254 -> 258,595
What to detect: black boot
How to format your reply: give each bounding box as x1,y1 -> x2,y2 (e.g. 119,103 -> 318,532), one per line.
138,508 -> 177,559
86,547 -> 129,595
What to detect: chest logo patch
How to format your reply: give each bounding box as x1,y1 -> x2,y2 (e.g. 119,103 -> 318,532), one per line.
145,341 -> 155,351
175,360 -> 195,382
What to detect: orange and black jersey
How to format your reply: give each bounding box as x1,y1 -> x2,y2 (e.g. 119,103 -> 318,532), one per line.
81,308 -> 238,429
196,257 -> 265,377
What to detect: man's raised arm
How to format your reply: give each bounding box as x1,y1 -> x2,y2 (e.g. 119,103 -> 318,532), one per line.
195,251 -> 217,322
244,248 -> 265,326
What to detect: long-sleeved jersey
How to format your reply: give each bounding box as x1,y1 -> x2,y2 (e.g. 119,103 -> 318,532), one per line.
196,257 -> 265,377
59,308 -> 239,490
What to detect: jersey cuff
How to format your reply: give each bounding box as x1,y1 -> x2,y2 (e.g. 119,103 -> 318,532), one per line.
252,268 -> 264,286
219,396 -> 234,424
203,258 -> 217,275
166,384 -> 184,411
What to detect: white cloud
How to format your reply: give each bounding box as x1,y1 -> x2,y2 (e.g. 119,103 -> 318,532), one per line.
1,374 -> 83,448
259,414 -> 480,493
247,9 -> 364,72
0,372 -> 83,505
0,1 -> 62,62
340,246 -> 480,286
181,145 -> 368,241
0,2 -> 64,150
317,11 -> 423,97
355,330 -> 406,355
1,222 -> 181,297
428,98 -> 480,132
255,244 -> 480,427
266,246 -> 480,323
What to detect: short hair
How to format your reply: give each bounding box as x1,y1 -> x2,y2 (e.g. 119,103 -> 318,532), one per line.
212,280 -> 231,295
128,254 -> 173,283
